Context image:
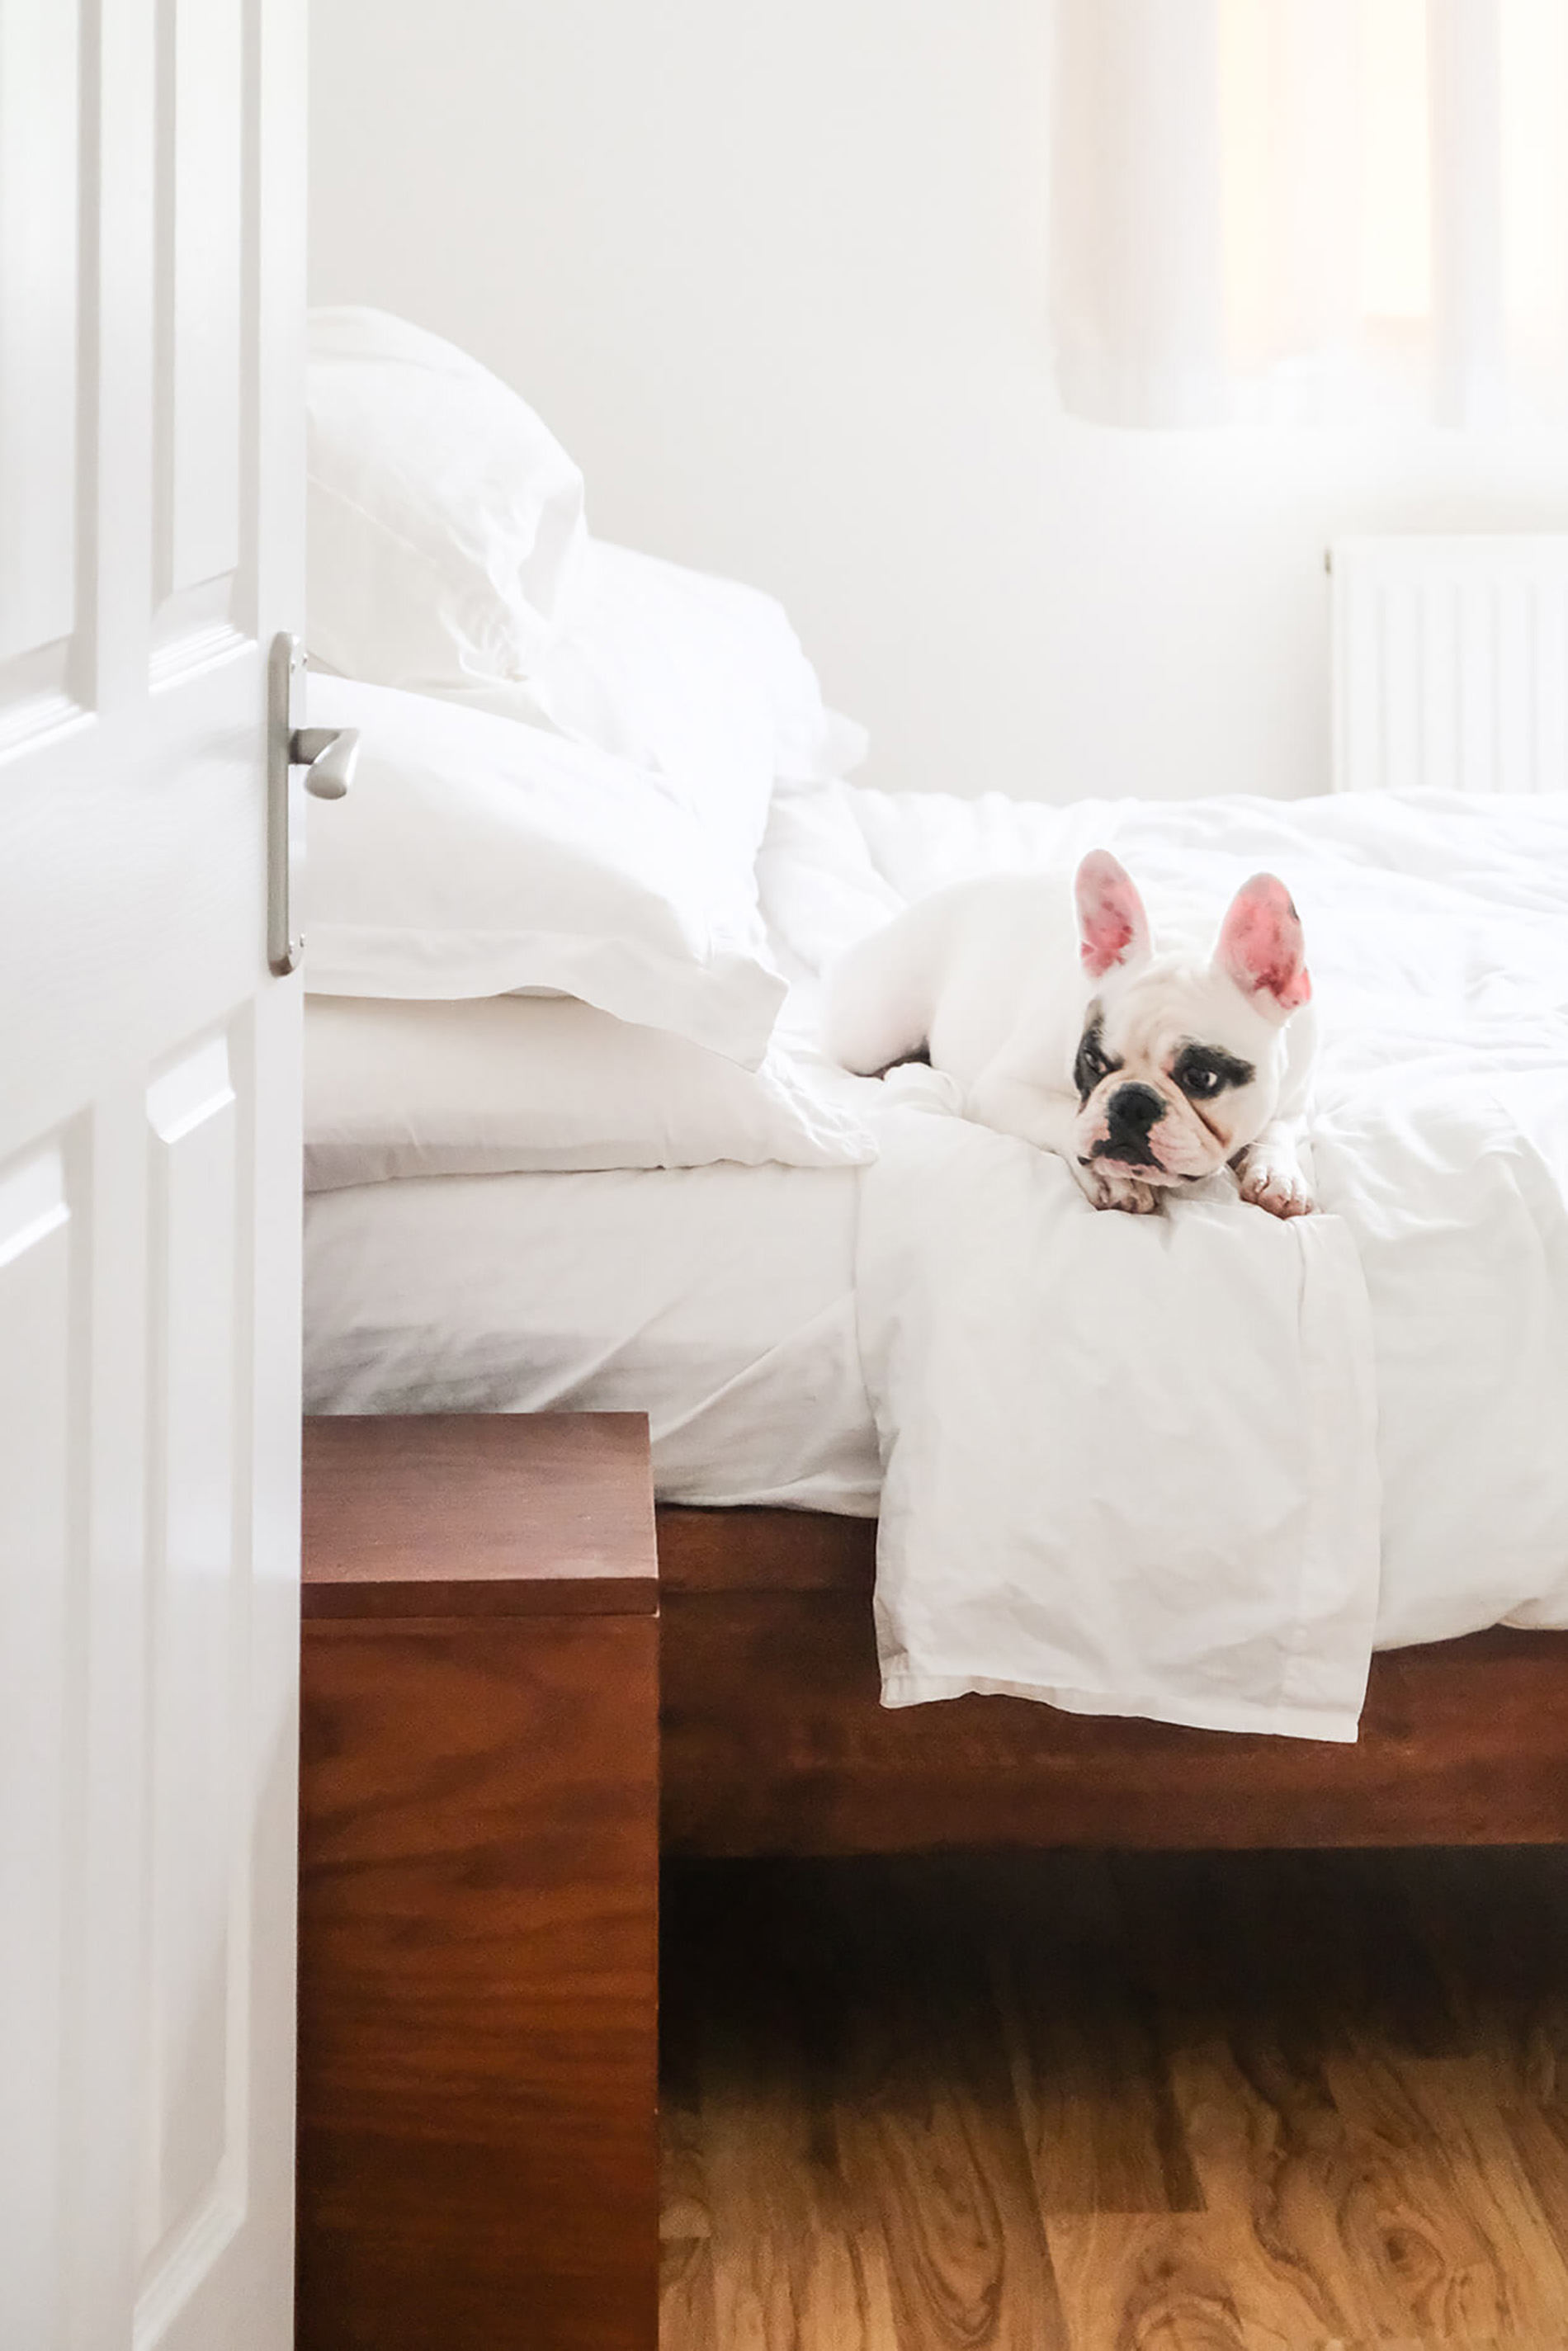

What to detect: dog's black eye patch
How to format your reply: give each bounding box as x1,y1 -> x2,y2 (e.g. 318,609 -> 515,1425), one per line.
1074,1015 -> 1120,1102
1172,1043 -> 1255,1101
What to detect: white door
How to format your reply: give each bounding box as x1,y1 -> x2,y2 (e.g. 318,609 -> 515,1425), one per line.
1,2 -> 305,2347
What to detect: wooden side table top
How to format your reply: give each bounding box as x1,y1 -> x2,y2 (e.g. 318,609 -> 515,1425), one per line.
301,1411 -> 658,1619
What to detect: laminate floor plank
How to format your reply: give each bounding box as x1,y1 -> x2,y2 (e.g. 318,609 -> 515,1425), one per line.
659,1881 -> 719,2343
1101,1853 -> 1412,2344
997,1852 -> 1202,2218
670,1862 -> 902,2351
1500,2099 -> 1568,2269
1322,2053 -> 1568,2342
1163,2037 -> 1399,2345
659,1851 -> 1568,2351
1136,1855 -> 1423,2344
659,1988 -> 712,2240
824,1858 -> 1071,2351
659,2235 -> 716,2349
1393,1849 -> 1568,2108
1042,2212 -> 1249,2351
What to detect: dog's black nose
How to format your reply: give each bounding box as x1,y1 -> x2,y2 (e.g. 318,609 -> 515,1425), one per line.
1106,1082 -> 1165,1139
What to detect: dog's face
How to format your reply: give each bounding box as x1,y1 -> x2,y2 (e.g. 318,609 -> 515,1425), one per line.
1069,851 -> 1311,1188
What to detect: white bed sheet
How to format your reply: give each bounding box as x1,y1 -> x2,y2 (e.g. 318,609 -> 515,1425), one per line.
303,1159 -> 880,1513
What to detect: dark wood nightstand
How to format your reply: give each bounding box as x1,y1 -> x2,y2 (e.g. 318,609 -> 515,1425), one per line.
295,1413 -> 659,2351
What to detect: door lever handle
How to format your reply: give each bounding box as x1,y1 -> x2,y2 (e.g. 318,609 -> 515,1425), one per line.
289,725 -> 361,800
267,632 -> 354,976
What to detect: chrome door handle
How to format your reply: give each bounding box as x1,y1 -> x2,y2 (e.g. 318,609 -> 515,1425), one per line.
267,632 -> 355,976
290,725 -> 361,800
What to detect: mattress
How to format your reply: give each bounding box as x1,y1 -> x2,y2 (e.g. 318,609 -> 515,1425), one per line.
303,1158 -> 880,1513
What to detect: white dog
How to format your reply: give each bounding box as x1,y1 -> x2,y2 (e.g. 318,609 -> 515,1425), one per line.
823,850 -> 1316,1217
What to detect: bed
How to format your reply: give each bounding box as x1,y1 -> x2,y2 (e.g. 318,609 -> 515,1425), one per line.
305,775 -> 1568,1856
300,305 -> 1568,1856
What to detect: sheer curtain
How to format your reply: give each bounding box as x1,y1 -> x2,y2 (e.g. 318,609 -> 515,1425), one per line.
1049,0 -> 1568,428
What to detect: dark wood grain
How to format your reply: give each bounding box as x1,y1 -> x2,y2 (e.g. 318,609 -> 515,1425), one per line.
659,1848 -> 1568,2351
658,1503 -> 876,1595
299,1617 -> 659,2351
298,1414 -> 659,2351
657,1541 -> 1568,1855
305,1414 -> 658,1615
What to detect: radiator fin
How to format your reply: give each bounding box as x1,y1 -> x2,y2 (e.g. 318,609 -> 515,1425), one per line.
1330,536 -> 1568,795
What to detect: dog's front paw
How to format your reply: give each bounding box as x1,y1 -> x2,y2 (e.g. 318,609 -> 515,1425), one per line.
1237,1155 -> 1315,1220
1089,1166 -> 1163,1216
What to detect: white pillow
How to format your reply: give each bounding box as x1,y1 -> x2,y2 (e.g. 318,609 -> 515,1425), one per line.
302,676 -> 785,1067
438,541 -> 867,889
307,307 -> 589,688
303,994 -> 876,1192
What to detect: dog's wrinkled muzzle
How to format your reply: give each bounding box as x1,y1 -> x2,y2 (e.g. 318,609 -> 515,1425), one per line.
1084,1080 -> 1170,1173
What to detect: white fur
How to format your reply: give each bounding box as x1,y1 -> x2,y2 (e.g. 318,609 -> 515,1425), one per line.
823,862 -> 1316,1217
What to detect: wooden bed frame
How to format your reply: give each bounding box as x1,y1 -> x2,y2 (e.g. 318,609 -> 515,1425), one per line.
657,1504 -> 1568,1853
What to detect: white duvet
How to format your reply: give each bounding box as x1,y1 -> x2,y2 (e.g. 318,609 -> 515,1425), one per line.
762,783 -> 1568,1740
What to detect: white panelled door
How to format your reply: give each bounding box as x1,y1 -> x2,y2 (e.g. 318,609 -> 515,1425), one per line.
0,2 -> 304,2348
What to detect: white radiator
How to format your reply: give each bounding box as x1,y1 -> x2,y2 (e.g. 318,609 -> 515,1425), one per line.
1330,536 -> 1568,795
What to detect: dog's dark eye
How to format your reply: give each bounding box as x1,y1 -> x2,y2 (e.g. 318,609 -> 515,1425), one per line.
1074,1033 -> 1112,1095
1173,1044 -> 1255,1101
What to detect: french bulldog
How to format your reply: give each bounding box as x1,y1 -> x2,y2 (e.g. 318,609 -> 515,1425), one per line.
823,849 -> 1316,1217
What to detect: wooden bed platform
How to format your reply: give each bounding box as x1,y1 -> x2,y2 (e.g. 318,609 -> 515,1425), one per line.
657,1504 -> 1568,1854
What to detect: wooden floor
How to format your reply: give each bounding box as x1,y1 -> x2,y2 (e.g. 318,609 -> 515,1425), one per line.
659,1849 -> 1568,2350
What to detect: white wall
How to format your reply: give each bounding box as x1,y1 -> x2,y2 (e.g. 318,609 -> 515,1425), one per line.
309,0 -> 1568,800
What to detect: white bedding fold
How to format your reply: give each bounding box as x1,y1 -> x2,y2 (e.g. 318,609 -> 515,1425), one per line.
857,1083 -> 1381,1740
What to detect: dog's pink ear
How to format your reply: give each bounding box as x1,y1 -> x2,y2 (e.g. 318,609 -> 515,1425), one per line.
1075,851 -> 1150,978
1216,873 -> 1311,1017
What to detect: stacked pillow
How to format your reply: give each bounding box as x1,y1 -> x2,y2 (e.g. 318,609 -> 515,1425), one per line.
303,307 -> 871,1182
305,675 -> 786,1065
440,540 -> 866,899
304,994 -> 872,1191
307,305 -> 591,689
